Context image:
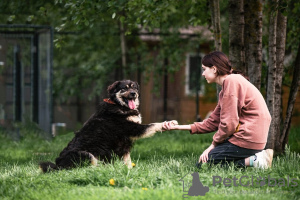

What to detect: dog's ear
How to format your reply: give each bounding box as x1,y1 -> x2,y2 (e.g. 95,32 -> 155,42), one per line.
107,81 -> 120,95
134,81 -> 140,92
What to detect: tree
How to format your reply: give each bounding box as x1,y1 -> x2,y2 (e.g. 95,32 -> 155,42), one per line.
227,0 -> 299,152
209,0 -> 222,96
277,0 -> 300,152
228,0 -> 245,71
119,20 -> 127,80
273,1 -> 287,152
244,0 -> 263,89
280,43 -> 300,151
209,0 -> 222,51
266,0 -> 279,150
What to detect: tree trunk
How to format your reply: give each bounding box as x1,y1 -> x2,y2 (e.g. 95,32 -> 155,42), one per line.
163,58 -> 168,121
209,0 -> 222,51
209,0 -> 222,96
244,0 -> 263,89
274,3 -> 287,152
280,43 -> 300,151
228,0 -> 245,72
266,0 -> 278,150
119,20 -> 127,79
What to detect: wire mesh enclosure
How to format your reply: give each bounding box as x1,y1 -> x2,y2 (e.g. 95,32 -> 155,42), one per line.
0,24 -> 53,135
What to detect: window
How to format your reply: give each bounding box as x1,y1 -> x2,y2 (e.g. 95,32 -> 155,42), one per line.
185,53 -> 204,96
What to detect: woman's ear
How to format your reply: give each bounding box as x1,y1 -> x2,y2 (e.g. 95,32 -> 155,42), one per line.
213,66 -> 217,74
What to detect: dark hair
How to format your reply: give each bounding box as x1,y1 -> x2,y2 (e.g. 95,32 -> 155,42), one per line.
202,51 -> 248,80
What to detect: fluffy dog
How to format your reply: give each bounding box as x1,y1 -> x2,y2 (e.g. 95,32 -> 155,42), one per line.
39,80 -> 177,172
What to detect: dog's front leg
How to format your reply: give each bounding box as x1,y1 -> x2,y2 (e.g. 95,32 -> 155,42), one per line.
141,120 -> 178,139
144,123 -> 164,138
123,152 -> 132,169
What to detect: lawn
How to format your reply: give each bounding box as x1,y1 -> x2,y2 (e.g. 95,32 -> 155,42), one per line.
0,125 -> 299,200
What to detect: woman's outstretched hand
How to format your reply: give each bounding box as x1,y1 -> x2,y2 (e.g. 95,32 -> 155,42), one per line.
162,120 -> 179,131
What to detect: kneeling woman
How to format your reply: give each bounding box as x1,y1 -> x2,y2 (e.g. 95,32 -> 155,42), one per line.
163,51 -> 273,169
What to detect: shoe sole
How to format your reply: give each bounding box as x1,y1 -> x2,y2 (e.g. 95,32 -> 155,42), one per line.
265,149 -> 274,169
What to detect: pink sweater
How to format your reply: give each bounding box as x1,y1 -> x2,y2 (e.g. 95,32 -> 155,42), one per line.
190,74 -> 271,150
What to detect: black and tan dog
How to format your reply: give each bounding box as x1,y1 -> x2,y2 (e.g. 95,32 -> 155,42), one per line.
39,80 -> 177,172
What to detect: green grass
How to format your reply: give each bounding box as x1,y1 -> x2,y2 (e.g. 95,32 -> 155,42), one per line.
0,126 -> 300,200
288,126 -> 300,153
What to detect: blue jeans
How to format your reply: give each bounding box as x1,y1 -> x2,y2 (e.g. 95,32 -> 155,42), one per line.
199,140 -> 262,168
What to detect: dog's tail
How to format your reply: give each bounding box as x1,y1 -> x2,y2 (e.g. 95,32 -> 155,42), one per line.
39,161 -> 59,173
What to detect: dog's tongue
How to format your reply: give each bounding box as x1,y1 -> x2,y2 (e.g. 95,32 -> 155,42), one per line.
128,100 -> 136,109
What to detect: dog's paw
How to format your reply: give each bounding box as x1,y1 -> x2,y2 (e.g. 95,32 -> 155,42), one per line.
126,162 -> 133,169
162,120 -> 179,131
170,120 -> 178,125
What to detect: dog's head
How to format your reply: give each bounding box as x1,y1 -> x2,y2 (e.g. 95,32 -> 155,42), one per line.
107,80 -> 140,110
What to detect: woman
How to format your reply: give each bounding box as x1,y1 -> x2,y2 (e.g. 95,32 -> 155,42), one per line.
163,51 -> 273,169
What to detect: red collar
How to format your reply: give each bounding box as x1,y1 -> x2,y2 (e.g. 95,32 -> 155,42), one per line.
103,98 -> 115,104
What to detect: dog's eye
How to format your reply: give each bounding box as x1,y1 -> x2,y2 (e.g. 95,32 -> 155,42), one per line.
130,84 -> 136,89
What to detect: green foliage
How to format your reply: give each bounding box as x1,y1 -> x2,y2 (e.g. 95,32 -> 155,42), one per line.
1,0 -> 299,104
0,0 -> 68,26
0,127 -> 300,199
263,0 -> 300,61
53,31 -> 121,101
288,126 -> 300,153
53,0 -> 211,98
285,0 -> 300,53
0,0 -> 212,101
60,0 -> 210,30
219,0 -> 229,54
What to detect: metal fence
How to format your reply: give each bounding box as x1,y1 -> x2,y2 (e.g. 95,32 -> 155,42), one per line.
0,24 -> 53,135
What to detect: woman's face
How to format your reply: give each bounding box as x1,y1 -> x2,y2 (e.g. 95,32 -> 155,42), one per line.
202,64 -> 217,84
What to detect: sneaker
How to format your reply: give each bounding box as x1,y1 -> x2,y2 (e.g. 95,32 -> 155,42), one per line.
253,149 -> 274,169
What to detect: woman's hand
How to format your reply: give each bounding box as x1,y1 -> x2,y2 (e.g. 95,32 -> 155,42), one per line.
199,144 -> 215,163
162,120 -> 179,131
162,121 -> 192,131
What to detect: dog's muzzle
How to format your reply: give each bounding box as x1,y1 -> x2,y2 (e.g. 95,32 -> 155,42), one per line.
123,91 -> 138,110
129,92 -> 136,98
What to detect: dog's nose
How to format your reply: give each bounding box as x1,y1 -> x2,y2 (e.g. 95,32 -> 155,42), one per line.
130,92 -> 136,97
